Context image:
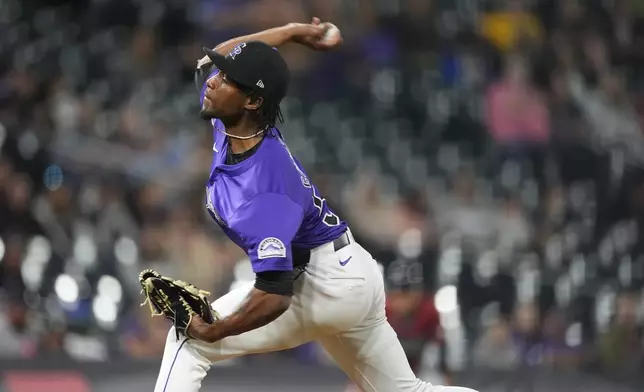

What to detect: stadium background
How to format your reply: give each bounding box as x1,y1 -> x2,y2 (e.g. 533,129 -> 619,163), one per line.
1,0 -> 644,390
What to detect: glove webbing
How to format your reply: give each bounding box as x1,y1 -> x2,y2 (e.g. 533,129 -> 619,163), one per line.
140,279 -> 172,317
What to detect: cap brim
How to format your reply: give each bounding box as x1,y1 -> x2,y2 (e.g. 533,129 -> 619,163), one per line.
202,47 -> 255,90
202,47 -> 231,74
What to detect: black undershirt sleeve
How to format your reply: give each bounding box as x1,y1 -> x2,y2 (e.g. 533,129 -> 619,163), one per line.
254,270 -> 294,296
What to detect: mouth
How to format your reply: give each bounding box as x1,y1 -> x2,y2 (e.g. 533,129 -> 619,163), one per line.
202,95 -> 213,110
204,89 -> 216,104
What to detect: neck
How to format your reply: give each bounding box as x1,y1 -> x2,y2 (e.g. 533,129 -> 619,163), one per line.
229,133 -> 264,154
221,116 -> 265,154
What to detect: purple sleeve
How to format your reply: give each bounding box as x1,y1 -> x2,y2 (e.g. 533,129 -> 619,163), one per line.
230,193 -> 304,273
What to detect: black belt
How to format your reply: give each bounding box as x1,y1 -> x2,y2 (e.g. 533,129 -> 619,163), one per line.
293,231 -> 351,276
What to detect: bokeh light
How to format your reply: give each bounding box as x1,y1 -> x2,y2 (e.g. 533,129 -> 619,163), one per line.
55,274 -> 79,304
43,164 -> 64,191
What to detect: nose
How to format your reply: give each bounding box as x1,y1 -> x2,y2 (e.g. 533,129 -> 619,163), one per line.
206,75 -> 217,90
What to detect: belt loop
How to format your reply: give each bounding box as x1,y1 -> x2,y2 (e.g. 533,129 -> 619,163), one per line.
294,266 -> 306,280
345,228 -> 354,243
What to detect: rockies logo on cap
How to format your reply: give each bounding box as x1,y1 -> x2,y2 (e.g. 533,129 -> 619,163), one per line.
203,41 -> 290,102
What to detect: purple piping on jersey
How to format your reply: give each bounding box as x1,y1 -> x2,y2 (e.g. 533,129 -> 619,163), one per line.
163,337 -> 188,392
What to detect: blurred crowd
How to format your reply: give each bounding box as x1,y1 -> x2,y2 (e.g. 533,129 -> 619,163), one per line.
1,0 -> 644,386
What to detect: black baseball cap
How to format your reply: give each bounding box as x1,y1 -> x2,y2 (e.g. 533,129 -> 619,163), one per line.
203,41 -> 290,103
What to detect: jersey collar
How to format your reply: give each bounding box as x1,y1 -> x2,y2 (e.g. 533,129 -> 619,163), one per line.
212,132 -> 272,176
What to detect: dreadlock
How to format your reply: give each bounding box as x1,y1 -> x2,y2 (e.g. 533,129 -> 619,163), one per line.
247,90 -> 284,131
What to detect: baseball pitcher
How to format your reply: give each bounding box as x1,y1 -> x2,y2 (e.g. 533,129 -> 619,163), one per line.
142,18 -> 479,392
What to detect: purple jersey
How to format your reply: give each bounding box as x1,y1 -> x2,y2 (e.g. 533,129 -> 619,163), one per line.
202,70 -> 347,273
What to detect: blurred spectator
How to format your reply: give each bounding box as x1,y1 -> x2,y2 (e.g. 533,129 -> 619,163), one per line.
473,318 -> 519,370
31,185 -> 76,258
0,235 -> 27,310
343,173 -> 431,249
94,182 -> 138,241
121,306 -> 169,359
548,67 -> 599,184
386,283 -> 444,376
0,301 -> 30,358
540,308 -> 582,370
496,193 -> 531,253
435,166 -> 496,253
596,291 -> 644,375
0,235 -> 33,358
162,204 -> 231,293
480,0 -> 543,53
2,173 -> 41,236
511,302 -> 541,365
486,54 -> 550,187
567,53 -> 644,166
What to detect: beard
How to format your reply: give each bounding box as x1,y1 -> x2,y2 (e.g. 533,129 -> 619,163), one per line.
199,100 -> 221,120
199,108 -> 216,120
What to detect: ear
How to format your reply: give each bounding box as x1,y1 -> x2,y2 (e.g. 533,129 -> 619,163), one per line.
244,95 -> 264,111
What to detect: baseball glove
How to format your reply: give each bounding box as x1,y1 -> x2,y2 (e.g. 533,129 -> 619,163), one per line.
139,269 -> 218,340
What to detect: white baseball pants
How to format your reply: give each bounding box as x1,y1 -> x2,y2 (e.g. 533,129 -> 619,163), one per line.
154,233 -> 478,392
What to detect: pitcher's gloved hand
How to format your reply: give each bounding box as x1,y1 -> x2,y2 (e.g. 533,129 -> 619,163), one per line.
139,269 -> 219,340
